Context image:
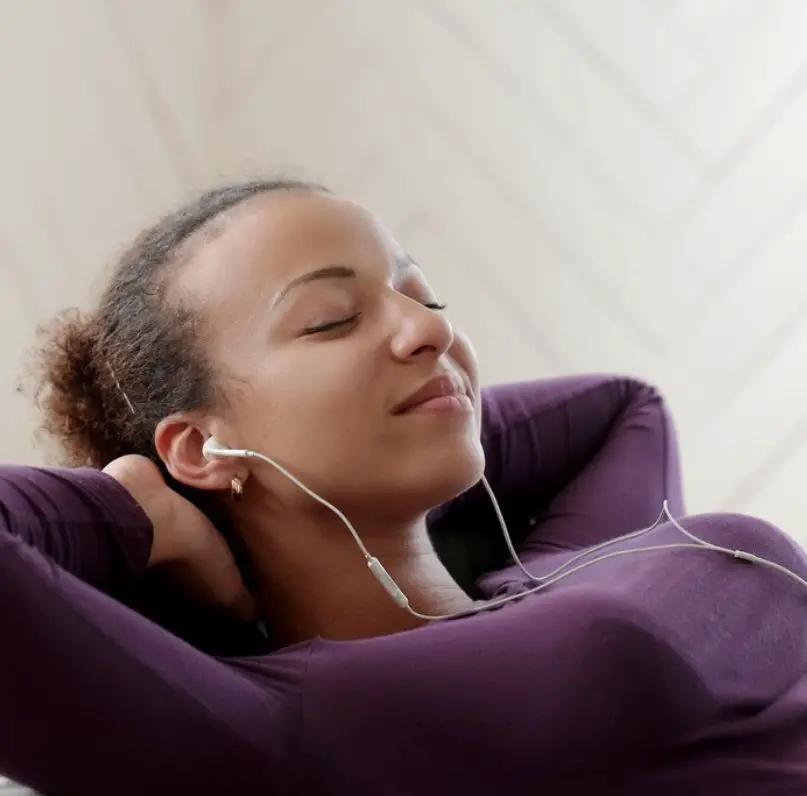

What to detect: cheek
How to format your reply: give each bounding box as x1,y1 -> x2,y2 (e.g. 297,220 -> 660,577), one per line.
449,331 -> 482,430
246,351 -> 378,453
450,331 -> 480,393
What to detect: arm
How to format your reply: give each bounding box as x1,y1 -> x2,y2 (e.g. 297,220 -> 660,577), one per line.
484,374 -> 684,553
315,593 -> 709,791
0,465 -> 154,592
430,375 -> 684,587
0,466 -> 281,795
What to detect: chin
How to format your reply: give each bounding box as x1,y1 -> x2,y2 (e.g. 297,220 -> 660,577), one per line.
417,439 -> 486,510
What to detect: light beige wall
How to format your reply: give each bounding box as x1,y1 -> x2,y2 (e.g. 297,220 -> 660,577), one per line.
3,0 -> 807,542
0,0 -> 217,463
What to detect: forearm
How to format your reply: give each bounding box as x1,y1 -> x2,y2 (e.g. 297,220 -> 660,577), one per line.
481,374 -> 679,499
504,374 -> 684,552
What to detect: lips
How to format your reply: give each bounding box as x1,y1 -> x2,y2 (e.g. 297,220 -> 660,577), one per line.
393,373 -> 468,414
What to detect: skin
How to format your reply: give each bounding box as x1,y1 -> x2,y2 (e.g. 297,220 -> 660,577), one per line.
148,190 -> 486,644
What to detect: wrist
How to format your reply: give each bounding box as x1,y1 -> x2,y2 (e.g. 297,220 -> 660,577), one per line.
102,456 -> 183,567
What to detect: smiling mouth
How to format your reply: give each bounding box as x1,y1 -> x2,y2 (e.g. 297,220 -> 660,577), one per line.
393,374 -> 474,415
398,393 -> 475,415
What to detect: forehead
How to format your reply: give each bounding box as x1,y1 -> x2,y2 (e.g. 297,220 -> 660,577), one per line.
174,190 -> 400,305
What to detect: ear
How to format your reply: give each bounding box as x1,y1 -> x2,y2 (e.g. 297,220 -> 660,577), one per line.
154,415 -> 244,492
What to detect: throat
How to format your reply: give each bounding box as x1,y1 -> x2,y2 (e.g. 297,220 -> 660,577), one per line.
243,514 -> 477,644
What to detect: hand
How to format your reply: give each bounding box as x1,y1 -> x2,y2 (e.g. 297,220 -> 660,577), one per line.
103,455 -> 257,622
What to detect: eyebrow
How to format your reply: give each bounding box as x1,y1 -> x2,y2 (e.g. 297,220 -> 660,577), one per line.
273,256 -> 416,307
272,264 -> 356,308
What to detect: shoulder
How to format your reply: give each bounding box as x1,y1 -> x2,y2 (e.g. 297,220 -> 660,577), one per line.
616,512 -> 807,703
682,511 -> 807,568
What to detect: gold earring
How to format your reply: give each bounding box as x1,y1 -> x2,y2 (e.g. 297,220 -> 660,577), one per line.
230,476 -> 244,501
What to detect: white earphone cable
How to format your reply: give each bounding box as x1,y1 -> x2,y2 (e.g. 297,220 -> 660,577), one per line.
203,439 -> 807,622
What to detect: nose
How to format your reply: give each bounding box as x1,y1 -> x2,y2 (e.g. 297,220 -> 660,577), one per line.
389,296 -> 454,362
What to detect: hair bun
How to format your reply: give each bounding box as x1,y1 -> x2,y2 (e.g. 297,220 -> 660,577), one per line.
30,310 -> 132,467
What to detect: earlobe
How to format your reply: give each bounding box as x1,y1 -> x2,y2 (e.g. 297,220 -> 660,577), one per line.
154,416 -> 239,492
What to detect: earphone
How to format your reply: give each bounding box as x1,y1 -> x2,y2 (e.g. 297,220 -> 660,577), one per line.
202,437 -> 807,621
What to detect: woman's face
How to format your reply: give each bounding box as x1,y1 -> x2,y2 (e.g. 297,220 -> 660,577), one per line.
170,189 -> 484,517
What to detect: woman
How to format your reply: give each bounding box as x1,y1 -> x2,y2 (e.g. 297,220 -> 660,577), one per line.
2,179 -> 806,795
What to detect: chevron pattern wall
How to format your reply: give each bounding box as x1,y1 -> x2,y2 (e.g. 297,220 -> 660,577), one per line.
1,0 -> 807,550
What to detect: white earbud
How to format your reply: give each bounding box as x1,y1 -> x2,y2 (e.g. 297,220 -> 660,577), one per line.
203,437 -> 249,460
202,436 -> 807,622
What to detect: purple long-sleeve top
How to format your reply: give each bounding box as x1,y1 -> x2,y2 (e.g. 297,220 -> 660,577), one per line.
1,375 -> 806,795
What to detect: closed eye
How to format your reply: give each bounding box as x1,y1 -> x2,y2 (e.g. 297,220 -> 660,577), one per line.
302,301 -> 444,336
302,313 -> 361,335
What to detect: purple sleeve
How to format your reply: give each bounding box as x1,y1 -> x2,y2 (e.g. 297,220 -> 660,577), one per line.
0,466 -> 153,590
481,374 -> 684,554
0,466 -> 282,795
428,375 -> 684,591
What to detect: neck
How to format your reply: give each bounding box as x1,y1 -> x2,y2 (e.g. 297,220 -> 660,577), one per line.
235,503 -> 475,645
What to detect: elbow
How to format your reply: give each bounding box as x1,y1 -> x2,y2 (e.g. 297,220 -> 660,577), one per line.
612,373 -> 664,405
619,375 -> 686,517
